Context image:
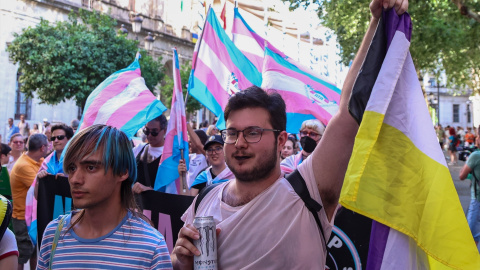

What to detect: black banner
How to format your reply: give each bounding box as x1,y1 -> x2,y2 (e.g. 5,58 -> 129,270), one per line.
326,207 -> 372,270
37,175 -> 72,248
140,190 -> 195,253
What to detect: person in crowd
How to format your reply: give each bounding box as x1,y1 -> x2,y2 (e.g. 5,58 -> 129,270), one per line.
200,120 -> 209,133
132,115 -> 167,195
0,144 -> 12,199
465,127 -> 475,147
459,135 -> 480,247
457,126 -> 465,145
280,119 -> 325,174
448,127 -> 459,165
70,119 -> 79,133
43,126 -> 53,156
37,125 -> 172,269
10,133 -> 48,270
0,195 -> 18,270
281,136 -> 297,160
178,125 -> 208,194
7,133 -> 25,173
206,125 -> 219,136
171,1 -> 408,268
29,124 -> 74,242
436,124 -> 445,149
17,115 -> 29,139
6,118 -> 19,144
42,119 -> 50,130
188,135 -> 233,196
29,124 -> 40,136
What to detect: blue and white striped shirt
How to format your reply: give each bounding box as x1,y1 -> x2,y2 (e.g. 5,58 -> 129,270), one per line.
38,211 -> 172,269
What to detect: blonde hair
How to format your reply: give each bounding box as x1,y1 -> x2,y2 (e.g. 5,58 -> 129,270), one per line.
300,119 -> 325,135
206,125 -> 218,136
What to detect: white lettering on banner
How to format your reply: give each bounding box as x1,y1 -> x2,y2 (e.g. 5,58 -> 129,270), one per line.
328,235 -> 343,249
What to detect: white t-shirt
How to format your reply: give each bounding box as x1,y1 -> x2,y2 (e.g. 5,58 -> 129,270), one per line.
182,155 -> 333,269
0,228 -> 18,260
187,153 -> 208,188
133,143 -> 164,162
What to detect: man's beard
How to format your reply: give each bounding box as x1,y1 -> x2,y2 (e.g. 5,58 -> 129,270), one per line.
227,144 -> 278,183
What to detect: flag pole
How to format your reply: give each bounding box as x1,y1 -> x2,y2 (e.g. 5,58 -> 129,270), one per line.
180,149 -> 187,193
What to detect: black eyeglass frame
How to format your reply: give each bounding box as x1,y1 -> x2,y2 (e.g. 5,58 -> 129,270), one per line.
143,128 -> 162,137
50,135 -> 66,141
220,126 -> 281,144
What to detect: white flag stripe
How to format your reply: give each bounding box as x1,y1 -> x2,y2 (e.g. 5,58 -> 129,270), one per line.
93,77 -> 147,125
197,40 -> 230,92
232,33 -> 264,58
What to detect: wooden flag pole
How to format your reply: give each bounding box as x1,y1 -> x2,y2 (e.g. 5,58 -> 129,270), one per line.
180,149 -> 187,193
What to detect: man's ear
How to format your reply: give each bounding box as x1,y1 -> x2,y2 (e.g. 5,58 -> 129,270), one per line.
119,170 -> 129,182
277,131 -> 288,152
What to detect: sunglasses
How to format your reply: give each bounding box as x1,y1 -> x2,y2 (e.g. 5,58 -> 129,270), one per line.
143,128 -> 161,137
12,140 -> 24,144
50,135 -> 66,141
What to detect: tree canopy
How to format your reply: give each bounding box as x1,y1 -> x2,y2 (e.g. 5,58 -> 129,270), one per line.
7,9 -> 164,108
283,0 -> 480,92
160,61 -> 203,114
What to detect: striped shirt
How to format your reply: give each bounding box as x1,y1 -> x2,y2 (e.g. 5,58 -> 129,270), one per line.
37,211 -> 172,269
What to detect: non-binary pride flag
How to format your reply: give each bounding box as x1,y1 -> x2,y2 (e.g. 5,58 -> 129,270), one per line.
262,44 -> 341,133
154,48 -> 189,194
77,55 -> 167,138
342,9 -> 480,269
188,7 -> 262,129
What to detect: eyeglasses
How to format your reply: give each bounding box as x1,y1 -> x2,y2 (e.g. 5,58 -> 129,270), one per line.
12,140 -> 24,145
50,135 -> 66,141
206,146 -> 223,154
220,126 -> 280,144
299,131 -> 321,139
143,128 -> 161,137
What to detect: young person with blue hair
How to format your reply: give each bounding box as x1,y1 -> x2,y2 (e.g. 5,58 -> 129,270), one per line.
37,124 -> 172,269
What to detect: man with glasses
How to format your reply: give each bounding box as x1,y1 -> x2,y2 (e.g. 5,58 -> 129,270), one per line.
281,119 -> 325,174
132,115 -> 168,195
172,1 -> 409,268
190,135 -> 234,196
10,133 -> 48,270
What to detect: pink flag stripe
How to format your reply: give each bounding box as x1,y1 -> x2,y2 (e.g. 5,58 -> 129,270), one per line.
80,69 -> 140,129
264,55 -> 340,102
280,91 -> 334,123
232,18 -> 265,47
194,58 -> 231,108
202,21 -> 258,89
104,91 -> 158,128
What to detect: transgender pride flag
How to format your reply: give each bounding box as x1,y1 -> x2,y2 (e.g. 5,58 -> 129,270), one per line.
188,6 -> 262,129
154,49 -> 189,194
77,55 -> 167,138
232,7 -> 287,73
262,44 -> 341,133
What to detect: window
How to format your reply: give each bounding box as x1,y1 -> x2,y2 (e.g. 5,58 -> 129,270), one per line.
15,72 -> 31,120
453,104 -> 459,123
467,104 -> 471,123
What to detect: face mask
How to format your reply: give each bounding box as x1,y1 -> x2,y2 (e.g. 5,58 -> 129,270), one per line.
300,136 -> 317,153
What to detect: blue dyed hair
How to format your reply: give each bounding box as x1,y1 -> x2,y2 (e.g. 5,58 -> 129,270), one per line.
63,124 -> 137,209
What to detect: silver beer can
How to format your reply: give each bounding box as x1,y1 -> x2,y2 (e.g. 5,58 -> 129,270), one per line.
193,216 -> 217,270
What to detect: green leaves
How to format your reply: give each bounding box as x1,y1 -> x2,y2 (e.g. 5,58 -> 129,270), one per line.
159,61 -> 202,114
283,0 -> 480,92
7,10 -> 164,108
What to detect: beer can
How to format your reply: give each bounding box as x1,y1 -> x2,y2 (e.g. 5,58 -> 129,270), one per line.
193,216 -> 217,270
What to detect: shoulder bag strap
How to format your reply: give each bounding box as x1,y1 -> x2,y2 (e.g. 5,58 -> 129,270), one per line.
286,170 -> 327,246
194,183 -> 221,215
49,215 -> 69,270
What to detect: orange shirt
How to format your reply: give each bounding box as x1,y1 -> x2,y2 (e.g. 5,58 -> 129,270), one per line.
465,133 -> 475,144
10,153 -> 43,219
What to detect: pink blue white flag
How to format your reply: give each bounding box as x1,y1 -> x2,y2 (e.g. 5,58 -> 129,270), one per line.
154,49 -> 189,194
261,44 -> 341,133
188,6 -> 262,129
77,55 -> 167,138
231,7 -> 287,73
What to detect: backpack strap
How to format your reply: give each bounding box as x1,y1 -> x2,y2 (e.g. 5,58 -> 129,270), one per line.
194,183 -> 221,215
286,170 -> 328,246
49,215 -> 69,269
472,169 -> 479,200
